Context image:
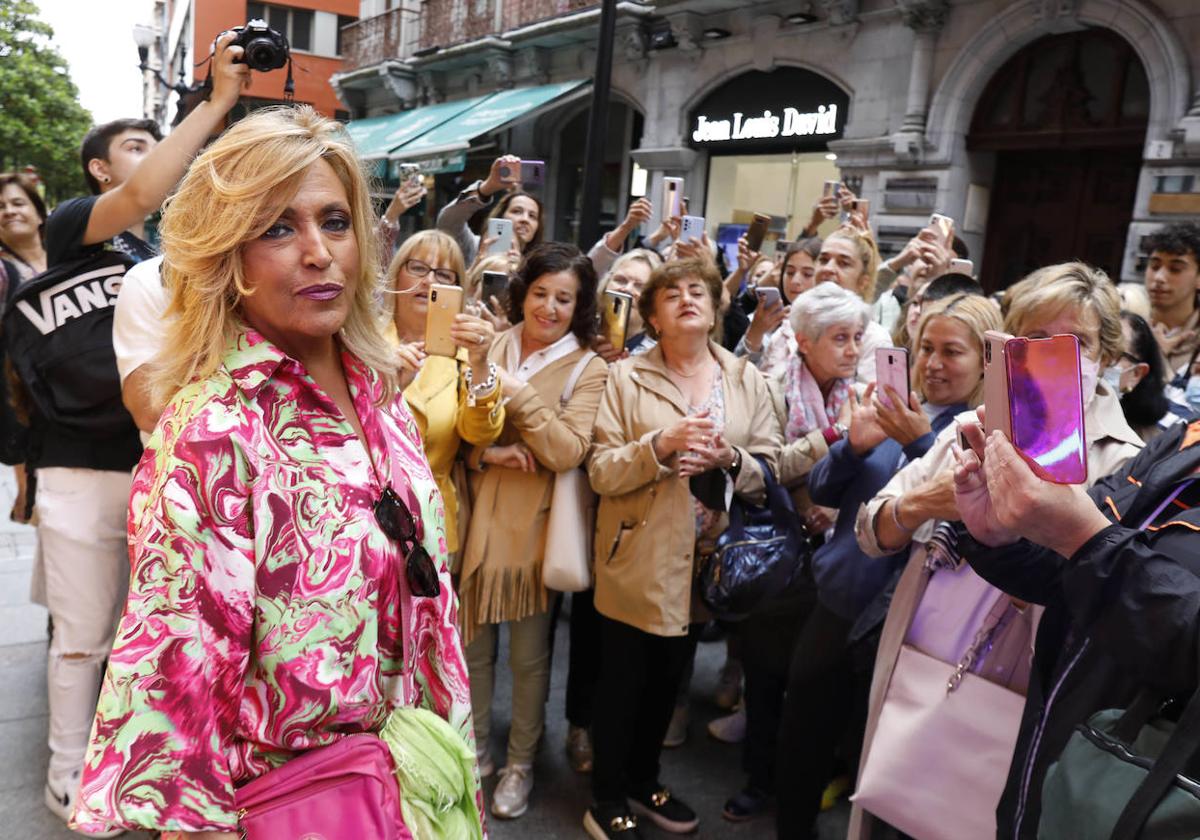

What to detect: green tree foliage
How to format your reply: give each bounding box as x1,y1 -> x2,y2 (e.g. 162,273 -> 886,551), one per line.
0,0 -> 95,202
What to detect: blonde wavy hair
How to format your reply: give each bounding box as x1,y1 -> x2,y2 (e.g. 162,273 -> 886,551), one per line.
152,106 -> 398,406
822,225 -> 881,302
911,293 -> 1002,408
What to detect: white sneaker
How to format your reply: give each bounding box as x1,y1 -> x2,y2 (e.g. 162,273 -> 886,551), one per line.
713,659 -> 743,710
491,764 -> 534,819
45,771 -> 125,837
707,706 -> 747,743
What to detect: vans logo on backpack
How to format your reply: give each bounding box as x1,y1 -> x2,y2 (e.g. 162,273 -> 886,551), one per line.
15,264 -> 125,335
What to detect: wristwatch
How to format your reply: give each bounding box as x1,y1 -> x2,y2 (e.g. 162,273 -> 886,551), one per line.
834,422 -> 849,439
725,447 -> 742,475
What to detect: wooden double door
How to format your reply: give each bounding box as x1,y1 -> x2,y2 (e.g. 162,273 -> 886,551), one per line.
980,147 -> 1140,292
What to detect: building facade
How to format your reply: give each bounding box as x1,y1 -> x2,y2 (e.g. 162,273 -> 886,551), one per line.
337,0 -> 1199,286
142,0 -> 358,132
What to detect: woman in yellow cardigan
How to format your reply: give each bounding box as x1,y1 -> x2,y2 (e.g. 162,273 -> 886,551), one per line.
387,230 -> 504,558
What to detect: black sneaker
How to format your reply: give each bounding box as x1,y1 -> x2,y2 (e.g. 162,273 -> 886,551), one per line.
628,786 -> 699,834
722,786 -> 771,822
584,803 -> 644,839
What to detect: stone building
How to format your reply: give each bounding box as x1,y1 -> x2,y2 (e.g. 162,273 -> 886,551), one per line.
336,0 -> 1200,287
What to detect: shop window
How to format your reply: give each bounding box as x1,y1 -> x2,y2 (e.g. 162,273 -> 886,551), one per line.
968,28 -> 1148,150
336,15 -> 358,56
247,2 -> 314,52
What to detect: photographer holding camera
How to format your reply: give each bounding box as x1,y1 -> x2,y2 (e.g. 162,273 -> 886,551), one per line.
6,31 -> 250,833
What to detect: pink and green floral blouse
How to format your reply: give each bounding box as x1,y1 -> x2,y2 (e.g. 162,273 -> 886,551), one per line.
70,330 -> 482,835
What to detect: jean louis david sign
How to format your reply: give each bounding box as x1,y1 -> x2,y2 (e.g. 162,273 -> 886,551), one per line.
687,68 -> 849,153
693,104 -> 839,144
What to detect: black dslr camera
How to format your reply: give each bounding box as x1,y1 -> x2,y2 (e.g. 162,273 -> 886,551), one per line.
229,19 -> 289,72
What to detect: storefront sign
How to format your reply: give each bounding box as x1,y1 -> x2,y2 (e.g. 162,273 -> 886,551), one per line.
688,68 -> 849,153
693,104 -> 840,144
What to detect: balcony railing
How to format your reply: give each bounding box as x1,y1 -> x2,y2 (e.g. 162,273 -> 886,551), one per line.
419,0 -> 599,52
340,6 -> 416,72
343,0 -> 602,71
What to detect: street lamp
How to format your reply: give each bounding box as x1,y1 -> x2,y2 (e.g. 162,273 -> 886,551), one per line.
132,23 -> 205,99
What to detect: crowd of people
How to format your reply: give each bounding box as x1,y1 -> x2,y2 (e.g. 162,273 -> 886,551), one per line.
4,34 -> 1200,840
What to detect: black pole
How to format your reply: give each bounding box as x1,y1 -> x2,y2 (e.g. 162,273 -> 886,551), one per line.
577,0 -> 617,249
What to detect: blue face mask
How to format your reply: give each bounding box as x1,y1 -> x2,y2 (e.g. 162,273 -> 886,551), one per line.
1186,376 -> 1200,411
1102,365 -> 1123,394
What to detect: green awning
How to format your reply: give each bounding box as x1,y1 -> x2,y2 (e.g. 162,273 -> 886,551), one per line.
344,95 -> 489,161
390,80 -> 588,160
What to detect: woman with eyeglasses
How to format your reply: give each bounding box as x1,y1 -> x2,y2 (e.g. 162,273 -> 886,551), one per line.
69,108 -> 483,839
459,242 -> 608,821
385,230 -> 504,561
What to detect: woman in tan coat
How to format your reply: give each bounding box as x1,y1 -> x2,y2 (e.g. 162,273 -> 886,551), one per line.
583,258 -> 782,840
849,264 -> 1144,839
459,242 -> 608,820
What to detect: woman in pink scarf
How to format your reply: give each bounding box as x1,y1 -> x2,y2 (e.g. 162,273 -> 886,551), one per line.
722,281 -> 869,823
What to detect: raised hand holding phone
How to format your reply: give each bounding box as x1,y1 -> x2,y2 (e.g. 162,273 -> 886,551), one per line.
482,155 -> 522,197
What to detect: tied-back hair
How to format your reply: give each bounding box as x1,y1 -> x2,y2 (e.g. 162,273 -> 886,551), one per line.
823,225 -> 881,302
1119,310 -> 1169,429
636,257 -> 723,341
1002,261 -> 1123,367
912,292 -> 1001,408
151,105 -> 399,408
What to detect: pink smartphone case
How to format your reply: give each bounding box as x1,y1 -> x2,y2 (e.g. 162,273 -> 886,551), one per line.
1004,334 -> 1087,485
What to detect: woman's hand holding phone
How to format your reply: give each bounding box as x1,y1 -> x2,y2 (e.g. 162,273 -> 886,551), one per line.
450,313 -> 494,372
593,336 -> 628,365
481,155 -> 522,197
745,296 -> 787,351
873,388 -> 931,446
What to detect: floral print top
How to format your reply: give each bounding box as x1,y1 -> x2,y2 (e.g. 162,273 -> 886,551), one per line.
70,330 -> 481,835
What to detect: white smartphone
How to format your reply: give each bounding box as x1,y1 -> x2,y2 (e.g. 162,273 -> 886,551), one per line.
949,258 -> 975,276
662,177 -> 684,218
486,218 -> 514,256
399,163 -> 422,188
755,286 -> 782,308
681,215 -> 705,244
875,346 -> 910,408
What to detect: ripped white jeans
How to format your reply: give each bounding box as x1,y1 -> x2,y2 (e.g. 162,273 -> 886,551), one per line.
36,467 -> 130,781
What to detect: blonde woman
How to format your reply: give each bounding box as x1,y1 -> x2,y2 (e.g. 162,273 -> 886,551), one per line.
814,225 -> 891,383
849,263 -> 1143,840
594,248 -> 663,361
70,107 -> 482,838
387,230 -> 504,562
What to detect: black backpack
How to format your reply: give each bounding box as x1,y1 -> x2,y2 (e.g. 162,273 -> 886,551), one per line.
4,250 -> 134,440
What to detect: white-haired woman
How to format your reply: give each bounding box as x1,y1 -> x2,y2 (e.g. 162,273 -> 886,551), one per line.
69,107 -> 482,839
594,248 -> 663,362
719,282 -> 868,824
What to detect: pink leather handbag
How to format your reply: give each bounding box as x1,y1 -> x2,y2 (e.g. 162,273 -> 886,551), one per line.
234,733 -> 410,840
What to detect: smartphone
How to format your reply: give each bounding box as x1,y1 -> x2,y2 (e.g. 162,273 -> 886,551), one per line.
823,180 -> 841,199
983,330 -> 1014,442
761,238 -> 779,260
949,258 -> 974,276
875,347 -> 910,408
681,215 -> 705,244
425,283 -> 464,357
662,177 -> 684,218
520,159 -> 546,188
851,198 -> 870,220
746,213 -> 771,252
755,286 -> 782,308
601,290 -> 633,350
399,162 -> 422,188
1005,334 -> 1087,485
485,218 -> 514,257
498,159 -> 522,184
929,213 -> 955,246
480,270 -> 508,310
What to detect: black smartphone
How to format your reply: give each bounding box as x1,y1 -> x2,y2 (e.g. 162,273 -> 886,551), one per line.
480,270 -> 509,311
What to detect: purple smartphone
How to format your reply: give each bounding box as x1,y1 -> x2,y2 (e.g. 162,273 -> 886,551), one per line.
1004,334 -> 1087,485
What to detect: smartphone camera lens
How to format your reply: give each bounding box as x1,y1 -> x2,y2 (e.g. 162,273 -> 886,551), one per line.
431,289 -> 438,302
986,343 -> 992,363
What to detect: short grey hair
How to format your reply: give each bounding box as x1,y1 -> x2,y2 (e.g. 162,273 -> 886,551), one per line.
789,282 -> 869,342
